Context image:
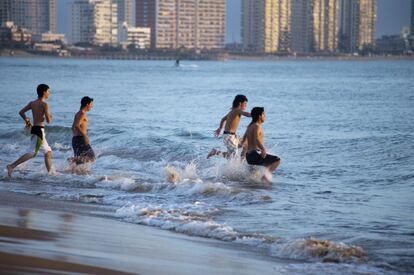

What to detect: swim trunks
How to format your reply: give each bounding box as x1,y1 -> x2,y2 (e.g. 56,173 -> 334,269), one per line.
29,126 -> 51,156
72,136 -> 95,164
223,133 -> 240,154
246,150 -> 280,166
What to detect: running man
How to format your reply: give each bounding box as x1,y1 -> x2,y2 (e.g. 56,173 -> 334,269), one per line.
241,107 -> 280,182
7,84 -> 53,177
207,95 -> 251,159
71,96 -> 95,164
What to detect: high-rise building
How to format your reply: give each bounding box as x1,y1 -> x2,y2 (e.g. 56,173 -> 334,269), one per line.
115,0 -> 135,27
291,0 -> 313,53
340,0 -> 376,52
0,0 -> 12,26
0,0 -> 56,34
135,0 -> 156,48
312,0 -> 340,52
135,0 -> 225,49
72,0 -> 118,46
411,0 -> 414,36
72,0 -> 94,44
49,0 -> 57,33
242,0 -> 292,53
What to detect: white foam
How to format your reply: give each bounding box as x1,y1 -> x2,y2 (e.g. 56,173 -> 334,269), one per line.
116,203 -> 238,241
215,155 -> 273,185
116,203 -> 367,264
164,161 -> 199,184
96,175 -> 140,191
270,238 -> 366,263
52,142 -> 71,151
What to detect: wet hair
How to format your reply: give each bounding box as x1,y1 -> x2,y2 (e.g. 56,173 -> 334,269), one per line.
250,107 -> 264,124
232,94 -> 248,108
81,96 -> 93,108
37,84 -> 49,98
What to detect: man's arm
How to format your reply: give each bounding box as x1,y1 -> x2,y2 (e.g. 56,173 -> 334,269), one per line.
19,102 -> 32,128
44,103 -> 52,123
239,128 -> 249,158
240,111 -> 251,117
255,127 -> 266,158
214,113 -> 228,137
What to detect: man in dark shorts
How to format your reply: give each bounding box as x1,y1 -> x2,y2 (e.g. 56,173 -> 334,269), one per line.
241,107 -> 280,182
71,96 -> 95,165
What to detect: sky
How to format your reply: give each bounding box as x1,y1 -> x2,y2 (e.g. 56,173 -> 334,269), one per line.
58,0 -> 412,43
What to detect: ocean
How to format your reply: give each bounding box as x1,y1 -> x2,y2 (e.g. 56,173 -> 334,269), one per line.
0,57 -> 413,274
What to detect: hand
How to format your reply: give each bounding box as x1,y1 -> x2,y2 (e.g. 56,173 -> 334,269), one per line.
24,119 -> 32,128
260,149 -> 267,158
214,128 -> 221,137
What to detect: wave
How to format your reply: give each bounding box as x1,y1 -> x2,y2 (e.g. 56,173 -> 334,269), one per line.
116,203 -> 366,264
95,175 -> 152,193
172,128 -> 208,139
0,128 -> 30,140
271,238 -> 365,263
45,125 -> 72,134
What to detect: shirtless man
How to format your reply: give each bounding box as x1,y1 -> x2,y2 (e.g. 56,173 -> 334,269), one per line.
241,107 -> 280,182
71,96 -> 95,164
207,95 -> 251,159
7,84 -> 53,177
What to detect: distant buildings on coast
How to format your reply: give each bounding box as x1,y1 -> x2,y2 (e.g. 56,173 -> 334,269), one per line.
241,0 -> 376,54
411,0 -> 414,37
0,0 -> 413,57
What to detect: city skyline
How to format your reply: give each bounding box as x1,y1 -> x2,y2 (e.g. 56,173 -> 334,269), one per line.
54,0 -> 412,44
227,0 -> 410,43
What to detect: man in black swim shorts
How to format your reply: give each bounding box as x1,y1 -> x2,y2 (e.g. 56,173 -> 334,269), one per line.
71,96 -> 95,164
241,107 -> 280,178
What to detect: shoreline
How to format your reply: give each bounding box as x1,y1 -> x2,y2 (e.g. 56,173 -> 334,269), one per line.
1,49 -> 413,61
0,190 -> 282,274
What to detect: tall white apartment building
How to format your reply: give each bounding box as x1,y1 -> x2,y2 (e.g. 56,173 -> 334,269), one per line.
72,0 -> 118,46
242,0 -> 292,53
135,0 -> 225,49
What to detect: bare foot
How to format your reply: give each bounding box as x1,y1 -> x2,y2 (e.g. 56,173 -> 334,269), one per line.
48,167 -> 56,176
7,165 -> 14,177
207,148 -> 219,159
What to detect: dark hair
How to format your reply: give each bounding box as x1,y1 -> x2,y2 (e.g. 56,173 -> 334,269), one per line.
232,94 -> 248,108
81,96 -> 93,108
37,84 -> 49,98
250,107 -> 264,124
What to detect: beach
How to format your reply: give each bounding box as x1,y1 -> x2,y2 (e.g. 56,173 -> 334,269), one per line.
1,57 -> 413,274
0,191 -> 284,274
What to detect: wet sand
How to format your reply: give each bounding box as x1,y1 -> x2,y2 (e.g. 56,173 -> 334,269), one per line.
0,191 -> 281,274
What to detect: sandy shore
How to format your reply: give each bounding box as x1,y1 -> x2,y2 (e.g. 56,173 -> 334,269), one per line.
0,191 -> 281,274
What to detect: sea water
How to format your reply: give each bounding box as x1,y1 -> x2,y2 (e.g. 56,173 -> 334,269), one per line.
0,57 -> 413,274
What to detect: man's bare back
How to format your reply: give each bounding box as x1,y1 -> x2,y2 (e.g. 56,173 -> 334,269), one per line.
224,108 -> 245,133
20,99 -> 52,127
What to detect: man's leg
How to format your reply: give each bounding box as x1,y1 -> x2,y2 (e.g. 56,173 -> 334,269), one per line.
7,153 -> 35,177
207,148 -> 220,159
44,151 -> 52,172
